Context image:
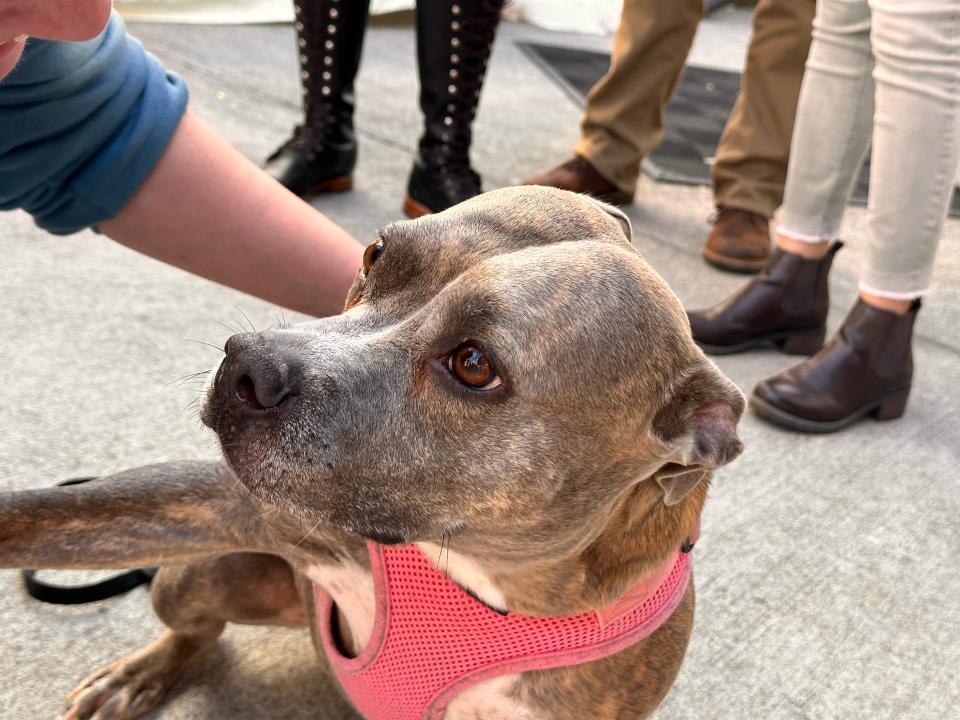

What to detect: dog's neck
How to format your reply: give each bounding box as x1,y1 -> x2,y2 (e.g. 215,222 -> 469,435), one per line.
423,479 -> 706,616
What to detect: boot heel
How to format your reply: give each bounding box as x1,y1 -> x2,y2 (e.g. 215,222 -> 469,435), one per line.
874,387 -> 910,421
310,175 -> 353,195
403,195 -> 432,219
778,330 -> 825,356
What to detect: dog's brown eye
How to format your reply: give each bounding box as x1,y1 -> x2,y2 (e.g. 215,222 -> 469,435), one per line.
448,343 -> 501,390
362,238 -> 385,274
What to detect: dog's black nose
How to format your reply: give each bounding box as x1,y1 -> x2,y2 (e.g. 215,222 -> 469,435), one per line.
223,333 -> 302,410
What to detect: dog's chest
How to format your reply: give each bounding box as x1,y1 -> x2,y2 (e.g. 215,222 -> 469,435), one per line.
305,561 -> 377,651
304,559 -> 537,719
444,676 -> 537,719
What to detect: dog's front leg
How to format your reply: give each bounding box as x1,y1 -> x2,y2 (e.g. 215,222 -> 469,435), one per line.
0,460 -> 267,570
62,552 -> 311,720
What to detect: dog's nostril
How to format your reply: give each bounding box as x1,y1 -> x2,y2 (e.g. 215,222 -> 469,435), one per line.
235,374 -> 264,409
223,332 -> 301,411
234,371 -> 294,410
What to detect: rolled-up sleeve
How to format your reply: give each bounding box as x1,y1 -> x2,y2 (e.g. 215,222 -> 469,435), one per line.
0,11 -> 188,235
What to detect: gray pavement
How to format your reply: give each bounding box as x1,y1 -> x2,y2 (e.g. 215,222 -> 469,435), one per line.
1,9 -> 959,720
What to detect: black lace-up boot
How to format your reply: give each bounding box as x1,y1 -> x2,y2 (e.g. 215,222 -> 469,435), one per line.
404,0 -> 505,217
265,0 -> 370,198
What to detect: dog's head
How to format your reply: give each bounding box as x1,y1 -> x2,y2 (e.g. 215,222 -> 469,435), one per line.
202,187 -> 743,560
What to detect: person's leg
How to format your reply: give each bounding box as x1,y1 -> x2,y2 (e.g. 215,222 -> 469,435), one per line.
753,0 -> 960,432
689,0 -> 873,355
404,0 -> 504,217
577,0 -> 702,196
714,0 -> 817,219
264,0 -> 371,198
859,0 -> 960,307
704,0 -> 816,273
775,0 -> 876,257
525,0 -> 702,202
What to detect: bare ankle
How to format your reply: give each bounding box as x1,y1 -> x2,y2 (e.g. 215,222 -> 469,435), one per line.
776,235 -> 831,260
860,291 -> 913,316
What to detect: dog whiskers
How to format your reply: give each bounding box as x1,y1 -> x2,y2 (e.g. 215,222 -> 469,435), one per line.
435,530 -> 453,575
228,468 -> 246,491
185,338 -> 225,354
295,517 -> 325,548
214,319 -> 245,336
233,305 -> 257,334
436,532 -> 445,571
250,505 -> 281,521
165,369 -> 211,389
273,311 -> 291,330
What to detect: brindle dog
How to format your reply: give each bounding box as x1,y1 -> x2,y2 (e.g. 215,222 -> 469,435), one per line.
0,187 -> 744,720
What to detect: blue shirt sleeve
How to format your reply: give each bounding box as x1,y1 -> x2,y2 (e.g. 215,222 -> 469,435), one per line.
0,12 -> 188,235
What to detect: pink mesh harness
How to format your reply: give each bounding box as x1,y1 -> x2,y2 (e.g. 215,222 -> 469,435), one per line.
315,539 -> 693,720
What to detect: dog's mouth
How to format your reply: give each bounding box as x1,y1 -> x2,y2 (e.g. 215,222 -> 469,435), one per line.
352,518 -> 467,548
215,444 -> 454,549
360,529 -> 408,545
199,356 -> 306,480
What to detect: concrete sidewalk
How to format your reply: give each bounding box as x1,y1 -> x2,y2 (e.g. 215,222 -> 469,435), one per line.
1,9 -> 958,719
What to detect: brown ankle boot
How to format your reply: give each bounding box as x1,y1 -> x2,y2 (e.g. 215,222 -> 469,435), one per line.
703,208 -> 771,273
752,299 -> 920,433
688,242 -> 843,355
523,156 -> 634,206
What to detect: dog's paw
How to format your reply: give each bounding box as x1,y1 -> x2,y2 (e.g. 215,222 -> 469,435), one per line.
63,662 -> 168,720
62,632 -> 195,720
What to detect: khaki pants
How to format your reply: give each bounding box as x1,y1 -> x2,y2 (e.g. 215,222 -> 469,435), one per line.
779,0 -> 960,297
575,0 -> 816,219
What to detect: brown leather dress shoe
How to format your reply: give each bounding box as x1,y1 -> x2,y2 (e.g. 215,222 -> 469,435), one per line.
752,299 -> 920,433
687,242 -> 842,355
703,208 -> 772,273
523,156 -> 634,206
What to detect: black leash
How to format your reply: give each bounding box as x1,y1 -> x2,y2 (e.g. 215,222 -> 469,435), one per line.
21,476 -> 157,605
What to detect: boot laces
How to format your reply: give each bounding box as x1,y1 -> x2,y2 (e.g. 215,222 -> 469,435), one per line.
444,1 -> 505,128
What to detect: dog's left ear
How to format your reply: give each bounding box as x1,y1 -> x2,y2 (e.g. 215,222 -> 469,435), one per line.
650,361 -> 745,505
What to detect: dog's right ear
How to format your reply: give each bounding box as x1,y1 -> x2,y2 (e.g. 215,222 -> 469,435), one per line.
587,196 -> 632,242
649,361 -> 745,505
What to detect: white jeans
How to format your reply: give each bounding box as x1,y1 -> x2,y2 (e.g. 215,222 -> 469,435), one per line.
778,0 -> 960,298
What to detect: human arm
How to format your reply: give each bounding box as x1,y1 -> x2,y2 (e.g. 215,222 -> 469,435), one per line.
2,9 -> 363,317
100,112 -> 363,318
